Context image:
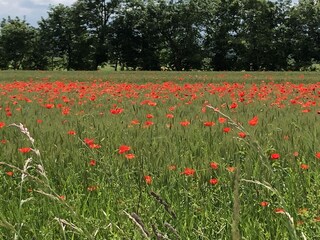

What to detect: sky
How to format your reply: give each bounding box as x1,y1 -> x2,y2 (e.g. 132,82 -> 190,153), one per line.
0,0 -> 299,27
0,0 -> 76,26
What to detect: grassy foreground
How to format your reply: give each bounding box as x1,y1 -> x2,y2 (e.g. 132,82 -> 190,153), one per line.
0,71 -> 319,239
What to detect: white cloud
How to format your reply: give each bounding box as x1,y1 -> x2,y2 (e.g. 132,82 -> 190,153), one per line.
0,1 -> 76,26
30,0 -> 76,6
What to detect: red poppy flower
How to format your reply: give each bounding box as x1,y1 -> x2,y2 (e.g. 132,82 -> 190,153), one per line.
144,175 -> 152,184
45,103 -> 54,109
181,168 -> 195,176
146,114 -> 154,119
270,153 -> 280,160
260,201 -> 269,207
169,106 -> 176,111
62,107 -> 70,115
89,143 -> 101,149
1,139 -> 7,144
248,116 -> 258,126
84,138 -> 95,145
204,121 -> 215,127
144,121 -> 154,126
67,130 -> 76,135
223,127 -> 231,133
89,159 -> 96,166
218,117 -> 226,124
238,132 -> 246,138
226,166 -> 236,172
6,171 -> 14,177
110,108 -> 123,114
293,151 -> 299,157
210,162 -> 219,169
316,152 -> 320,159
0,122 -> 5,128
119,145 -> 131,154
300,164 -> 309,170
274,208 -> 285,214
56,104 -> 63,109
36,119 -> 43,124
301,109 -> 310,113
229,102 -> 238,109
166,114 -> 174,119
125,153 -> 135,159
58,195 -> 66,201
90,95 -> 96,101
209,178 -> 219,185
148,101 -> 157,106
180,120 -> 190,126
131,119 -> 140,125
19,147 -> 32,153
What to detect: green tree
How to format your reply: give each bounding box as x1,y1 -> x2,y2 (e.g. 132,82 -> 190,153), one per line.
272,0 -> 294,70
199,0 -> 241,70
69,2 -> 96,70
109,0 -> 147,70
237,0 -> 277,70
0,17 -> 35,69
290,0 -> 320,69
74,0 -> 122,69
21,28 -> 49,70
138,0 -> 163,70
39,3 -> 98,70
38,4 -> 73,70
109,0 -> 163,70
159,0 -> 203,70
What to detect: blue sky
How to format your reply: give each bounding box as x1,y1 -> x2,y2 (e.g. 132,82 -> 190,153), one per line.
0,0 -> 76,26
0,0 -> 299,27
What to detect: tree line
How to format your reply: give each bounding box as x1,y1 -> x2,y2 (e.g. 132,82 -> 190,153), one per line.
0,0 -> 319,71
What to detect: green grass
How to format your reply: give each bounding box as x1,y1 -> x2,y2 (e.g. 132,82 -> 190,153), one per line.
0,70 -> 319,83
0,71 -> 319,239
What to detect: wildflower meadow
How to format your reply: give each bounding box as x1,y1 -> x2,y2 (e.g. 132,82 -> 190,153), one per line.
0,71 -> 319,239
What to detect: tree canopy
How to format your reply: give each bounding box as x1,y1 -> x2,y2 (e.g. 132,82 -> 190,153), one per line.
0,0 -> 319,71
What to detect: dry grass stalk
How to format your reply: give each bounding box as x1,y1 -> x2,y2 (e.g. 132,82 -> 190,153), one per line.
152,224 -> 169,240
54,217 -> 84,235
150,191 -> 177,219
206,105 -> 271,171
164,222 -> 180,239
9,123 -> 35,145
6,122 -> 94,239
123,211 -> 150,238
241,179 -> 302,240
21,157 -> 33,183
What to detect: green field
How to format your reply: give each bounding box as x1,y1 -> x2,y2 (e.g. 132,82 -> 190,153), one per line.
0,71 -> 319,239
1,70 -> 319,83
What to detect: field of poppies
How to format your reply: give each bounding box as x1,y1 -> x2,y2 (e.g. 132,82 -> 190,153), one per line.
0,71 -> 319,239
